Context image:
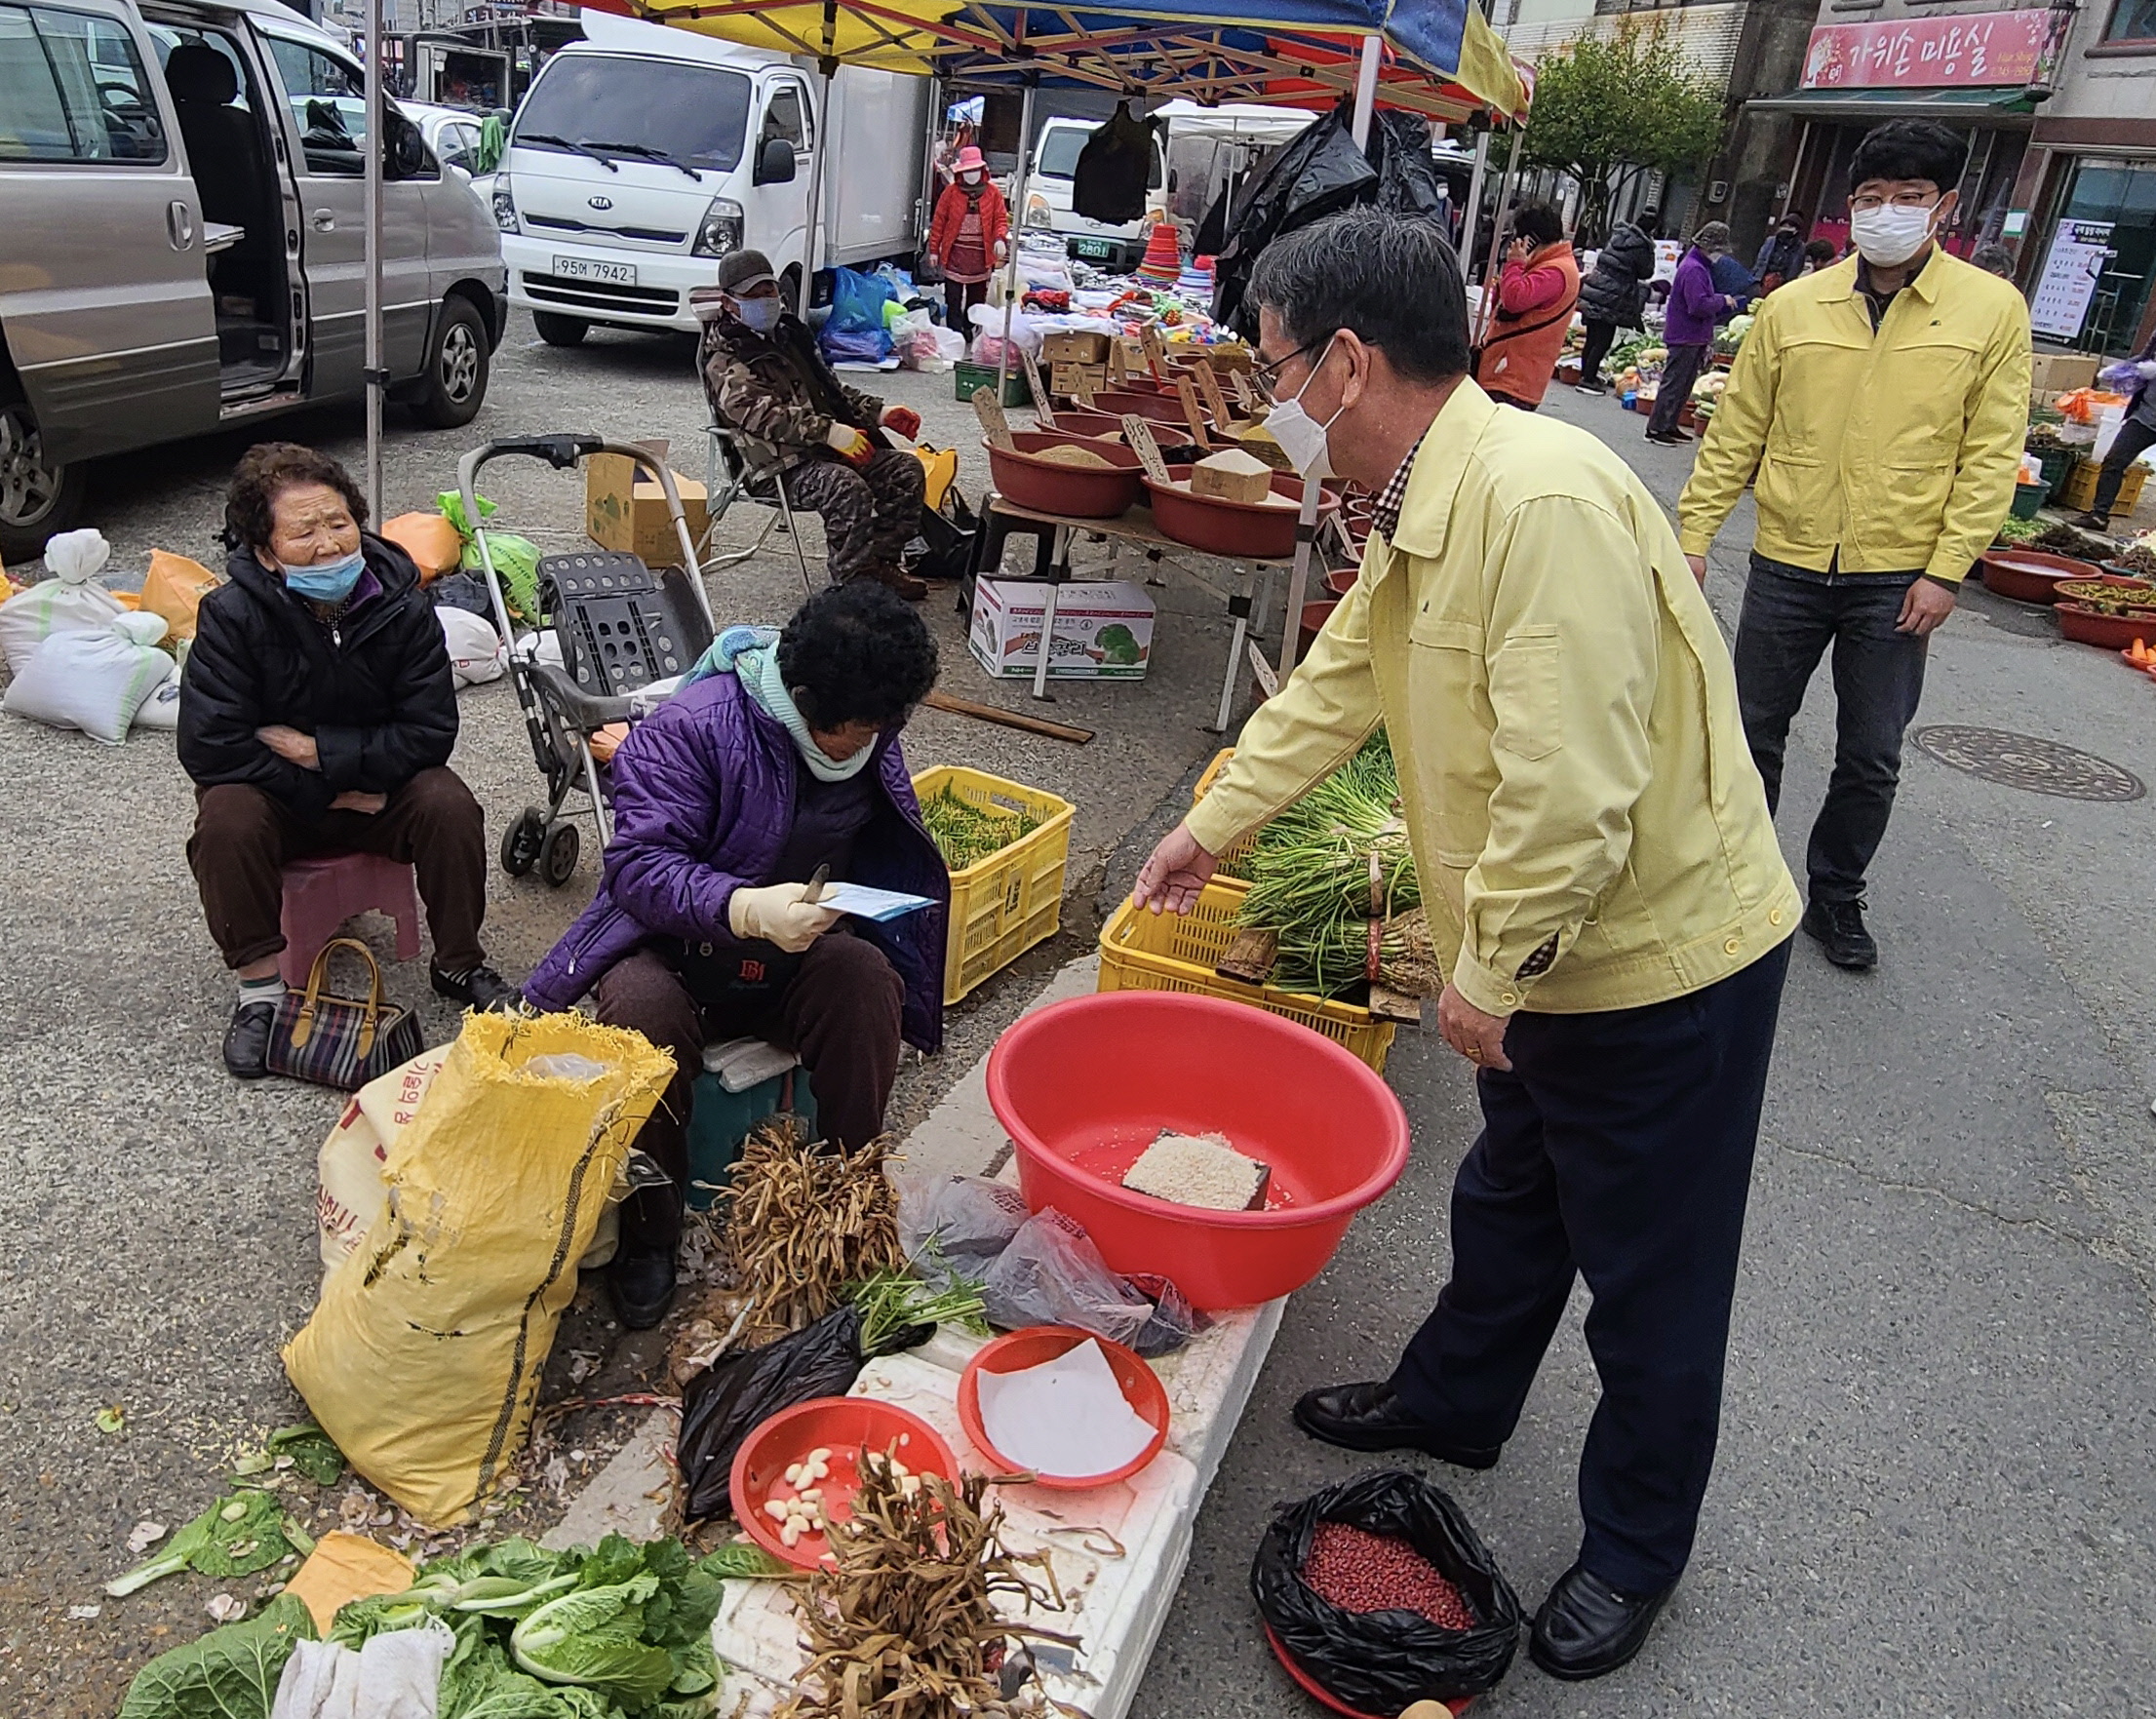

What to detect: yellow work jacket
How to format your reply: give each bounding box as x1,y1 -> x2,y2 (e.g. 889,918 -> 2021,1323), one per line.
1188,381 -> 1798,1017
1677,249 -> 2031,584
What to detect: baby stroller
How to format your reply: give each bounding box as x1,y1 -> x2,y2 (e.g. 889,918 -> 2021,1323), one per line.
457,434 -> 717,886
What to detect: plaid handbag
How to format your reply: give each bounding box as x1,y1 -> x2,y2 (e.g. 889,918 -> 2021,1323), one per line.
265,936 -> 424,1092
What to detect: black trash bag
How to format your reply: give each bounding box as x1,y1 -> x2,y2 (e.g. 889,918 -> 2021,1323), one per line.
1251,1469 -> 1523,1708
1371,111 -> 1448,219
1212,102 -> 1378,338
675,1306 -> 932,1520
1072,101 -> 1159,225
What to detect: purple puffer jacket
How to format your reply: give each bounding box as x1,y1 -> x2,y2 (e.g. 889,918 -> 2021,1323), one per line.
523,670 -> 948,1053
1663,247 -> 1731,347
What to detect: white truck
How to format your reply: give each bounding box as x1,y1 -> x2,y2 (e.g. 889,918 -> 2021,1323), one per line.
492,9 -> 928,343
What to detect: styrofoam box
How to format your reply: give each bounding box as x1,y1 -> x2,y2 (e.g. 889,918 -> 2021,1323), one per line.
714,1299 -> 1284,1719
968,579 -> 1156,681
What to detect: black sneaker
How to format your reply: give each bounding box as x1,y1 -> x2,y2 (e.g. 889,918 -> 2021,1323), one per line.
1575,381 -> 1609,396
223,999 -> 276,1079
608,1246 -> 677,1330
432,961 -> 520,1013
1802,897 -> 1877,969
2069,510 -> 2111,532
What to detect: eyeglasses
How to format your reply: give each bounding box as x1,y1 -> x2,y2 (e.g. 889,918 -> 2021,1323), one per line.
1848,191 -> 1940,215
1252,333 -> 1334,398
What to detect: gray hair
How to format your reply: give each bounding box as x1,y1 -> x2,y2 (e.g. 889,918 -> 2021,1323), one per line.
1246,210 -> 1470,384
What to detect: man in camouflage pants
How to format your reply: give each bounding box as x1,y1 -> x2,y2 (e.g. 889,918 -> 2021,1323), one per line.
696,251 -> 928,600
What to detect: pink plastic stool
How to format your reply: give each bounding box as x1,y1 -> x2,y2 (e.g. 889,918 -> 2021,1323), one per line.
278,853 -> 422,987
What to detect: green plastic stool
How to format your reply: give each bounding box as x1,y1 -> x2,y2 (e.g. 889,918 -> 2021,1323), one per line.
684,1053 -> 817,1210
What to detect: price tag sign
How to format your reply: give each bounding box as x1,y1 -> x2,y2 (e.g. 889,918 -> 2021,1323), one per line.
1175,376 -> 1214,449
1194,361 -> 1235,430
1122,415 -> 1174,487
972,388 -> 1014,450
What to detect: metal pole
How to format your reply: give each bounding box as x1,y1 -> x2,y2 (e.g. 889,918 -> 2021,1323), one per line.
1474,123 -> 1525,347
364,0 -> 384,518
1460,129 -> 1490,279
800,65 -> 834,289
994,77 -> 1038,400
1275,32 -> 1382,679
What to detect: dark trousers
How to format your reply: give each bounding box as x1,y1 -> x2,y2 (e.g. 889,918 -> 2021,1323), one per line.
2092,416 -> 2156,518
591,933 -> 904,1253
787,447 -> 926,584
944,278 -> 987,331
1733,553 -> 1928,904
1579,319 -> 1618,388
1392,941 -> 1790,1592
186,767 -> 487,971
1645,342 -> 1708,437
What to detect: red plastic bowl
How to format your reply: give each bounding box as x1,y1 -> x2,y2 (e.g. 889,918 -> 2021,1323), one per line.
2055,601 -> 2156,651
985,993 -> 1410,1309
984,431 -> 1145,518
1979,549 -> 2099,605
729,1396 -> 959,1569
1081,388 -> 1192,424
957,1326 -> 1169,1488
1263,1623 -> 1473,1716
1146,467 -> 1342,561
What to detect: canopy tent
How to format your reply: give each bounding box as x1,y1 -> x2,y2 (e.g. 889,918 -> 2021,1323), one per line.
607,0 -> 1527,121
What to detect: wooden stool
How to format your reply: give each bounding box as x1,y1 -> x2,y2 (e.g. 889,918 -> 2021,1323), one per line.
279,853 -> 422,987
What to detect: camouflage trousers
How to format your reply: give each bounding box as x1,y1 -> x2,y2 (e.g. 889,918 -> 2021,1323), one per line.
787,448 -> 925,584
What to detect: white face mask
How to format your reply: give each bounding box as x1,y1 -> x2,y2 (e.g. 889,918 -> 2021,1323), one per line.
733,295 -> 780,333
1265,335 -> 1345,481
1848,201 -> 1940,268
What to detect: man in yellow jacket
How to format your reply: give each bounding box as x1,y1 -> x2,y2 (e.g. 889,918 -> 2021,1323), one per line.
1677,121 -> 2030,970
1135,211 -> 1799,1682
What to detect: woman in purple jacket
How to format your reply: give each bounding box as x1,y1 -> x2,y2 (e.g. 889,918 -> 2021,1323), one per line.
1646,221 -> 1741,446
523,581 -> 947,1327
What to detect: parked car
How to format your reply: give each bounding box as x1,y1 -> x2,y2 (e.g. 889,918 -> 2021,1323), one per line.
492,9 -> 927,344
0,0 -> 507,561
405,98 -> 500,209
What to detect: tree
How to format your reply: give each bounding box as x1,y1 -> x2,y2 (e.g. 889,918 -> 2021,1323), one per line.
1521,20 -> 1726,244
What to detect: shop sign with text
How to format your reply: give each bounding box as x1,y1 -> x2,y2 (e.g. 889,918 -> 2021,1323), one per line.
1800,10 -> 2057,89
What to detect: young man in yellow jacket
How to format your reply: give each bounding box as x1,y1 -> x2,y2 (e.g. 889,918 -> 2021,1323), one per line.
1677,121 -> 2031,969
1135,211 -> 1799,1682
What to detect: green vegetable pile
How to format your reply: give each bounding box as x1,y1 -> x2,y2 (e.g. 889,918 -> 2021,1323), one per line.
116,1533 -> 793,1719
1992,513 -> 2048,545
106,1486 -> 309,1597
850,1267 -> 988,1356
1234,732 -> 1434,999
921,786 -> 1041,873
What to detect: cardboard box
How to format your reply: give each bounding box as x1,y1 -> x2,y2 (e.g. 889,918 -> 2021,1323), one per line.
2031,352 -> 2099,403
1051,362 -> 1108,398
1042,330 -> 1111,366
1191,449 -> 1274,504
584,441 -> 709,565
968,579 -> 1156,680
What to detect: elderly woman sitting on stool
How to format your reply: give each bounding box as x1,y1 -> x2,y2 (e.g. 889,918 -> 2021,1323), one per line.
180,442 -> 515,1079
522,580 -> 948,1328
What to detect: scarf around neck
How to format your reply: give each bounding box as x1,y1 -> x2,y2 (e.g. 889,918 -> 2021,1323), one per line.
693,624 -> 875,783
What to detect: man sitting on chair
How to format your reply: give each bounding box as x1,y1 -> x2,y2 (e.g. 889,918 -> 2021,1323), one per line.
695,250 -> 928,601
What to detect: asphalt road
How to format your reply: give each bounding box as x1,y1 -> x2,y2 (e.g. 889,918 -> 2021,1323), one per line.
5,322 -> 2154,1714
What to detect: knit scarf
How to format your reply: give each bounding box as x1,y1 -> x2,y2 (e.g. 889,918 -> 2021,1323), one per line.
689,624 -> 875,783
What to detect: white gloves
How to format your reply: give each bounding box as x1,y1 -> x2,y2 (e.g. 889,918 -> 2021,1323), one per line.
728,881 -> 842,954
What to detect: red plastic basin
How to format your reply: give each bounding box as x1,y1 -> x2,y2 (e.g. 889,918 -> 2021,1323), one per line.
729,1396 -> 959,1570
984,431 -> 1145,519
1146,467 -> 1341,561
957,1325 -> 1168,1488
985,992 -> 1409,1309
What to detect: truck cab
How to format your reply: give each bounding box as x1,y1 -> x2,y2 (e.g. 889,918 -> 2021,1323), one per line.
1020,113 -> 1163,272
492,10 -> 923,345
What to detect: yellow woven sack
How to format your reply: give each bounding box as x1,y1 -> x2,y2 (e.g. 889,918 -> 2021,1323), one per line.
283,1010 -> 674,1525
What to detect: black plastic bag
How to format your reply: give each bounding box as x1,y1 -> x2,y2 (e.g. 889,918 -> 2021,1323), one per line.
1371,111 -> 1448,219
1211,104 -> 1377,337
675,1307 -> 931,1520
1072,101 -> 1159,225
1251,1469 -> 1522,1707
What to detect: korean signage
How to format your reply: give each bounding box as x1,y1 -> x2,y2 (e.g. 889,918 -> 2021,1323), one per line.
1799,10 -> 2054,89
2029,220 -> 2116,341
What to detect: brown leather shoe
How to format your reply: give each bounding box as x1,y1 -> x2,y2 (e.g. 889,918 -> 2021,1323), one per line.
880,569 -> 929,601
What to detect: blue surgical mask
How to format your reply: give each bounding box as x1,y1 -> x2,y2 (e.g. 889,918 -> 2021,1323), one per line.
283,548 -> 365,603
735,296 -> 780,334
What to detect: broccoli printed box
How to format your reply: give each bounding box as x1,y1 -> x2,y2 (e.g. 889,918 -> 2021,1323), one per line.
968,579 -> 1156,680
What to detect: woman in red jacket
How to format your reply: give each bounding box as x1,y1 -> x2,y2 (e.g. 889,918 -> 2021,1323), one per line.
927,146 -> 1009,335
1473,204 -> 1581,410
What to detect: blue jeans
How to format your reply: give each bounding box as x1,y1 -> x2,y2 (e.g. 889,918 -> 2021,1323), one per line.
1391,941 -> 1791,1591
1732,553 -> 1928,905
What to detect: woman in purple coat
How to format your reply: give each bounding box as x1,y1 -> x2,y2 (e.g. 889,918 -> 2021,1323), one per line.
1646,221 -> 1741,446
524,581 -> 947,1327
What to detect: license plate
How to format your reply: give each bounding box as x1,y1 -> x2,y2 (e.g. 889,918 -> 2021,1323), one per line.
553,254 -> 637,285
1073,238 -> 1117,260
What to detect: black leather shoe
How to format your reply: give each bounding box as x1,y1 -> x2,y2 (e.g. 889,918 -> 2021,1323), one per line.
1290,1381 -> 1501,1468
223,999 -> 276,1079
432,961 -> 520,1012
1530,1562 -> 1672,1681
608,1247 -> 677,1331
1801,896 -> 1877,969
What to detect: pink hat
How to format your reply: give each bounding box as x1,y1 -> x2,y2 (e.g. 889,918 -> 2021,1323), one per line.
954,145 -> 987,174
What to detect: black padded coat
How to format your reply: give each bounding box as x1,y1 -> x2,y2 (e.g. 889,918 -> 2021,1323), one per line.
1577,222 -> 1657,329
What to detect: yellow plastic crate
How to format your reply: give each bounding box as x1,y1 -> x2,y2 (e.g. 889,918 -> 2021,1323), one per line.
2058,457 -> 2146,516
1192,748 -> 1257,885
1097,879 -> 1394,1074
916,764 -> 1076,1005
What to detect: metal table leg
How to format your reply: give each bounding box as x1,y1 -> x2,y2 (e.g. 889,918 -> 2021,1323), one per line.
1212,561 -> 1253,733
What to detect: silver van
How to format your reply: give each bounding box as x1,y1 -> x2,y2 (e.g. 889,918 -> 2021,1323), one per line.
0,0 -> 507,561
